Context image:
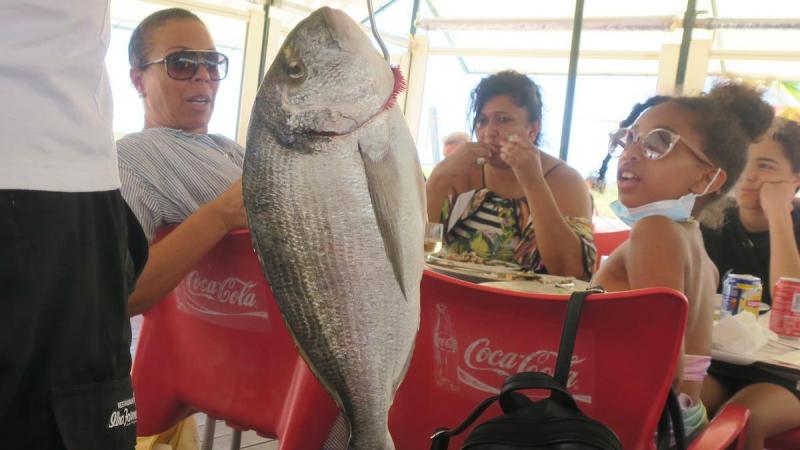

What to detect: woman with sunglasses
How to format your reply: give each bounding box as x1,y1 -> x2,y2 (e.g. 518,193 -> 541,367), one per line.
116,8 -> 247,443
117,8 -> 246,319
427,70 -> 596,279
592,82 -> 774,442
700,117 -> 800,449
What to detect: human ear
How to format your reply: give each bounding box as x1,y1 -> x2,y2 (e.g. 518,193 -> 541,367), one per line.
693,168 -> 727,195
130,67 -> 146,98
791,172 -> 800,191
527,121 -> 541,144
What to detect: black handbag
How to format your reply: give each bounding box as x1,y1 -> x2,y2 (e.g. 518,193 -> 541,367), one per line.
430,288 -> 623,450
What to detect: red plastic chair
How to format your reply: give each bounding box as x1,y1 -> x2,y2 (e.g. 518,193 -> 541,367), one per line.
594,229 -> 630,260
389,270 -> 749,450
131,228 -> 340,449
766,427 -> 800,449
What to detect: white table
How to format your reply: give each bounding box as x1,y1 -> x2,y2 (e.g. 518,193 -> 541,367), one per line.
713,312 -> 800,375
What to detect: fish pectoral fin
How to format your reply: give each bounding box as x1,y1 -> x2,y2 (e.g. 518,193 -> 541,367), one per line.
358,140 -> 410,302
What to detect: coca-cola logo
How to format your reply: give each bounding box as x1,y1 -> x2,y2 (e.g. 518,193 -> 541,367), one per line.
463,338 -> 585,383
455,338 -> 591,402
184,270 -> 258,307
175,271 -> 269,322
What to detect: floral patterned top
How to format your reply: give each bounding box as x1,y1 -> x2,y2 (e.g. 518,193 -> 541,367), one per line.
440,189 -> 596,279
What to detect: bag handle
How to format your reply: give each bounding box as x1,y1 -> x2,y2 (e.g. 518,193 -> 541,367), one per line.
499,371 -> 579,412
429,395 -> 498,450
553,288 -> 603,385
656,388 -> 687,450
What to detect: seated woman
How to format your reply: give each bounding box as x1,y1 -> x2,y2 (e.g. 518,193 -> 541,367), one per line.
118,7 -> 248,445
701,117 -> 800,449
592,82 -> 774,441
119,8 -> 247,317
426,71 -> 595,279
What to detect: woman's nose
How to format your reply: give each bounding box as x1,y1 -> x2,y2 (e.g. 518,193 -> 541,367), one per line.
743,165 -> 758,182
619,140 -> 643,162
485,121 -> 499,138
193,63 -> 211,82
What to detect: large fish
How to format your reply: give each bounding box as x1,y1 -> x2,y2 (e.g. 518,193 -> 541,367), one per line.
242,6 -> 425,450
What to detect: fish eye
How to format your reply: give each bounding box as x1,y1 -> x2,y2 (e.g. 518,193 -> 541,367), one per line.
286,60 -> 306,79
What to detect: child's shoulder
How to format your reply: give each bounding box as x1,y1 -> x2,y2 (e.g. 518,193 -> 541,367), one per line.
630,215 -> 684,236
628,216 -> 690,255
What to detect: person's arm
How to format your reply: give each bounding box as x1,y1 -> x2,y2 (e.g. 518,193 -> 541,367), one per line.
500,137 -> 593,278
761,181 -> 800,299
426,142 -> 491,222
128,179 -> 247,316
625,216 -> 688,386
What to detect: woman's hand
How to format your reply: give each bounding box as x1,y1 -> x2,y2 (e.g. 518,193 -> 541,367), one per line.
499,134 -> 544,186
429,141 -> 492,194
760,180 -> 797,220
208,178 -> 248,231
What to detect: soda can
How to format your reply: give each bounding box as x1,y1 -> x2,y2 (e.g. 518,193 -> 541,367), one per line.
771,277 -> 800,338
721,274 -> 762,318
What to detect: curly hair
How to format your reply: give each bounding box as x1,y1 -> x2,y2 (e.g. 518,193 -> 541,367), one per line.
670,81 -> 774,199
469,70 -> 544,145
769,117 -> 800,173
128,8 -> 203,68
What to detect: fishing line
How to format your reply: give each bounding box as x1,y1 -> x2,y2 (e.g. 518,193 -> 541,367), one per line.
366,0 -> 390,63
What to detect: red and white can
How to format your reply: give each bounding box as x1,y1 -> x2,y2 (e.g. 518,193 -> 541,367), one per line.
771,277 -> 800,338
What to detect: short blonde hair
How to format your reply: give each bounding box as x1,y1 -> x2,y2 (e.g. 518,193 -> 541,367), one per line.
443,131 -> 470,146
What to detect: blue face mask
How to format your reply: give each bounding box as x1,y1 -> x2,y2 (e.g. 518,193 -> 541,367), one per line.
611,168 -> 721,227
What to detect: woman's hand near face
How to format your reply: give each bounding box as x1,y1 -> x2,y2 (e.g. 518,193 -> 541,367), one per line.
499,134 -> 544,187
426,141 -> 491,222
760,180 -> 797,220
208,178 -> 248,231
431,142 -> 492,192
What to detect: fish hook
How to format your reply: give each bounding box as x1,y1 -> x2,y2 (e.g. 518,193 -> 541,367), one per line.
366,0 -> 390,63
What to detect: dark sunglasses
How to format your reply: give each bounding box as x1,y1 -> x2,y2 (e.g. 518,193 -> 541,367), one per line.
140,50 -> 229,81
608,127 -> 713,166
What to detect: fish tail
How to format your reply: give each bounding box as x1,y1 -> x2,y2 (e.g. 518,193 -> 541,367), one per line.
347,420 -> 395,450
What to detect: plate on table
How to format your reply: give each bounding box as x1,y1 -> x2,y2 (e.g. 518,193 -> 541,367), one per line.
426,255 -> 522,273
711,349 -> 758,366
480,276 -> 590,295
425,256 -> 536,283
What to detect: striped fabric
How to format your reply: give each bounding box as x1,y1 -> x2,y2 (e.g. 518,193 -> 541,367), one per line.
117,128 -> 244,242
451,195 -> 505,240
441,189 -> 597,279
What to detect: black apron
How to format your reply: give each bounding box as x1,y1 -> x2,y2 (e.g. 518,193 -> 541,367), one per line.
0,190 -> 148,449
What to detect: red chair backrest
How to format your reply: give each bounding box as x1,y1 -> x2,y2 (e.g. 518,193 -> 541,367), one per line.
594,229 -> 630,259
389,270 -> 688,450
765,428 -> 800,450
131,228 -> 340,449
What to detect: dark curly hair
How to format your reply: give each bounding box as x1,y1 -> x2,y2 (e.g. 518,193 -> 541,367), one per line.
128,8 -> 203,68
469,70 -> 543,145
670,81 -> 774,200
588,95 -> 671,192
770,117 -> 800,173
